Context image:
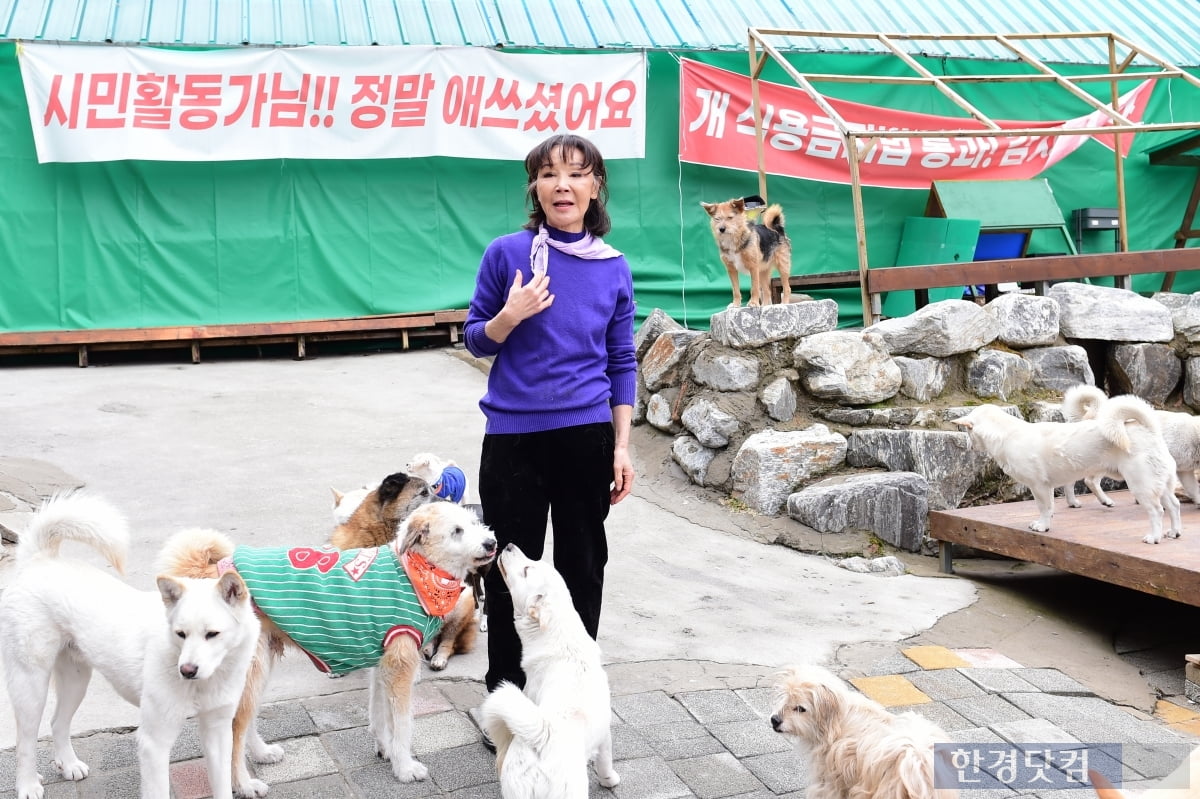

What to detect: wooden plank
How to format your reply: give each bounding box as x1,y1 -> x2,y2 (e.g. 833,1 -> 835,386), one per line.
866,248 -> 1196,294
930,491 -> 1200,607
769,270 -> 862,303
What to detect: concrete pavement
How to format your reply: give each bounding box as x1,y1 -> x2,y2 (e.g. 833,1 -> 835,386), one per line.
0,344 -> 1197,797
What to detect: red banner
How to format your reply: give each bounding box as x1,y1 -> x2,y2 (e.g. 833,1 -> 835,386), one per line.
679,59 -> 1154,190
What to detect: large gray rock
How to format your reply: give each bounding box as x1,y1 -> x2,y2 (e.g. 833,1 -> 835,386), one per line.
671,434 -> 717,486
646,389 -> 682,434
709,300 -> 838,348
1022,345 -> 1095,392
793,330 -> 902,405
635,308 -> 684,360
845,429 -> 985,509
759,374 -> 797,422
894,356 -> 954,403
986,292 -> 1061,348
1153,291 -> 1200,343
865,299 -> 1000,357
690,345 -> 759,391
1107,343 -> 1181,405
965,349 -> 1032,401
731,426 -> 848,515
786,471 -> 930,552
642,329 -> 706,392
680,398 -> 740,448
1049,282 -> 1173,342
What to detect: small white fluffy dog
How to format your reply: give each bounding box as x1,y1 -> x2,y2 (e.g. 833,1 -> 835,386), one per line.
329,483 -> 374,525
406,451 -> 470,504
1063,383 -> 1200,505
953,397 -> 1182,543
480,544 -> 619,798
0,492 -> 260,799
770,664 -> 954,799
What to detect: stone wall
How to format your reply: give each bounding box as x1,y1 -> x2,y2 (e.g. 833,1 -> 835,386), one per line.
634,284 -> 1200,554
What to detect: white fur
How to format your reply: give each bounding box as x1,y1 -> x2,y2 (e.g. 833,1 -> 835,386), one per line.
1064,383 -> 1200,505
771,664 -> 954,799
330,484 -> 373,525
480,544 -> 619,798
0,493 -> 261,799
953,397 -> 1182,543
406,451 -> 470,502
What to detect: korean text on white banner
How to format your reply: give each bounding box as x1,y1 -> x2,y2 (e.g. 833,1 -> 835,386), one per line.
16,43 -> 646,164
679,59 -> 1153,190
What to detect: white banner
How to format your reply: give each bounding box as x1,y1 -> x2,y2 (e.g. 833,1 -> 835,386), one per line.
16,43 -> 646,163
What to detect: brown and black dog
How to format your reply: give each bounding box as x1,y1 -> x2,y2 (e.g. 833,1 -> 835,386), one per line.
700,197 -> 793,307
332,474 -> 485,671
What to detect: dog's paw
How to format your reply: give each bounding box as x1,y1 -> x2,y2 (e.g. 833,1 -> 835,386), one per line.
53,757 -> 89,781
392,760 -> 429,782
1167,529 -> 1183,539
234,778 -> 270,798
1029,521 -> 1050,532
598,771 -> 621,788
429,653 -> 449,670
250,742 -> 285,764
1101,498 -> 1115,507
15,778 -> 45,799
1143,532 -> 1162,544
479,616 -> 489,633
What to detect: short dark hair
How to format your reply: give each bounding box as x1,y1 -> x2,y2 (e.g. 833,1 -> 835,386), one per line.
522,134 -> 611,237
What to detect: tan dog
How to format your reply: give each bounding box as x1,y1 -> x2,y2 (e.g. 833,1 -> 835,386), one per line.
331,472 -> 482,670
164,502 -> 497,793
700,197 -> 793,307
771,664 -> 954,799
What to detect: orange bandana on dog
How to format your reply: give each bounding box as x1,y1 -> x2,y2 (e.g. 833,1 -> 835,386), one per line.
400,550 -> 464,617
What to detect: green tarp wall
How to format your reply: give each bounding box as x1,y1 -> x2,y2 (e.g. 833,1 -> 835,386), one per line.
2,43 -> 1198,333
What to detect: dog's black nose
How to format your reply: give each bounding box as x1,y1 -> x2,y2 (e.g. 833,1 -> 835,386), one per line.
770,714 -> 781,730
180,663 -> 199,679
504,542 -> 516,553
483,539 -> 497,554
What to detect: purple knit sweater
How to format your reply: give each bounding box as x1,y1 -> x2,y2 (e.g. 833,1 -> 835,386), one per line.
464,226 -> 637,435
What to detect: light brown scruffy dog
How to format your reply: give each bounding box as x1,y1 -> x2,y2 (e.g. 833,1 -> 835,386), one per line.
771,664 -> 955,799
700,197 -> 793,307
332,472 -> 483,671
165,502 -> 497,793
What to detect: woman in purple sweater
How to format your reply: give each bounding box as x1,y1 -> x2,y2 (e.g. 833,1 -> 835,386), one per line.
464,133 -> 637,706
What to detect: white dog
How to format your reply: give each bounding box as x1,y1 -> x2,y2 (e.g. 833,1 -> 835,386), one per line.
953,397 -> 1182,543
329,484 -> 374,525
480,544 -> 619,798
1063,383 -> 1200,505
406,451 -> 470,504
0,492 -> 260,799
771,664 -> 954,799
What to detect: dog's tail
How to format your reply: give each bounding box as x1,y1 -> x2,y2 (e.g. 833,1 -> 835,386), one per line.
18,491 -> 130,573
155,526 -> 235,579
1096,393 -> 1162,453
1062,383 -> 1107,423
760,203 -> 786,235
480,681 -> 550,756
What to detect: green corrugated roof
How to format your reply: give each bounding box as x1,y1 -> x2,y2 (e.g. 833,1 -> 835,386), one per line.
2,0 -> 1198,67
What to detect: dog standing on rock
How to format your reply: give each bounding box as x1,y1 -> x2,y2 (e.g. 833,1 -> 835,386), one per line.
701,197 -> 793,307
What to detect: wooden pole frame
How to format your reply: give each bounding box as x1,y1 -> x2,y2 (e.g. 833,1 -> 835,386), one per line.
745,28 -> 1200,325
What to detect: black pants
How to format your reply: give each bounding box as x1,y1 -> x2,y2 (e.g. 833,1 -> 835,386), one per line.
480,422 -> 614,691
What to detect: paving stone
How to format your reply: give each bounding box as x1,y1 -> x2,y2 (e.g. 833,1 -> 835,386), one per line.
894,701 -> 975,733
612,720 -> 657,761
264,773 -> 357,798
168,720 -> 204,762
1118,742 -> 1197,781
651,730 -> 729,761
706,720 -> 791,758
169,758 -> 212,799
446,783 -> 503,799
612,691 -> 693,726
320,725 -> 382,770
422,744 -> 500,792
69,731 -> 139,772
903,645 -> 972,669
257,700 -> 320,742
955,649 -> 1023,668
739,749 -> 807,794
907,668 -> 987,701
75,766 -> 140,798
950,726 -> 1010,745
959,668 -> 1041,694
676,690 -> 761,724
946,694 -> 1034,727
670,752 -> 764,799
412,711 -> 483,755
1011,669 -> 1091,696
347,759 -> 444,798
252,735 -> 339,785
732,687 -> 776,718
303,689 -> 371,731
860,651 -> 923,677
991,718 -> 1080,745
609,755 -> 692,798
850,675 -> 931,707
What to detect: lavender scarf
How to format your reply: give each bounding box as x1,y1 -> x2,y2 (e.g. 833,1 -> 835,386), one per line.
529,224 -> 622,276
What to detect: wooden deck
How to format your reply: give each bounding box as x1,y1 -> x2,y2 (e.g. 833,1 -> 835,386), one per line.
0,310 -> 468,367
930,491 -> 1200,607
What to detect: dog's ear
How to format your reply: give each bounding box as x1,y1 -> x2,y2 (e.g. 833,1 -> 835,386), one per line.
526,593 -> 548,627
700,202 -> 716,216
732,197 -> 745,213
331,487 -> 345,506
379,472 -> 411,504
156,575 -> 185,608
400,505 -> 433,550
217,572 -> 250,607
